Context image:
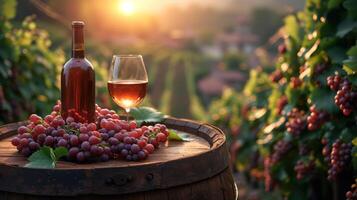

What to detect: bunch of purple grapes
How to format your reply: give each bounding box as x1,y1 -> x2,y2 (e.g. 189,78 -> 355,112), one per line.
327,75 -> 357,116
294,160 -> 315,180
327,139 -> 352,181
285,108 -> 307,136
11,101 -> 169,163
307,105 -> 328,131
271,140 -> 292,164
346,179 -> 357,200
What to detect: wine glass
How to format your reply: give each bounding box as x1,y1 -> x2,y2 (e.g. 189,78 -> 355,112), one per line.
108,55 -> 148,121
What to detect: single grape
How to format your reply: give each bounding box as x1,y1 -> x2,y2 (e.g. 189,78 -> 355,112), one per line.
29,141 -> 40,150
138,139 -> 147,148
76,152 -> 85,162
20,138 -> 29,146
156,132 -> 167,143
145,144 -> 155,154
79,134 -> 89,142
101,154 -> 109,162
79,126 -> 88,133
89,136 -> 101,145
81,141 -> 91,151
29,114 -> 42,124
108,137 -> 119,145
131,144 -> 140,154
21,147 -> 31,156
68,147 -> 80,158
69,135 -> 79,146
132,154 -> 139,161
138,150 -> 146,160
57,138 -> 68,147
17,126 -> 30,135
11,137 -> 20,146
121,149 -> 129,157
87,123 -> 97,131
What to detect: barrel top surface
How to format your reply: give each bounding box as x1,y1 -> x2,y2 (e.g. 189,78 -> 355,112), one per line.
0,118 -> 229,196
0,133 -> 210,169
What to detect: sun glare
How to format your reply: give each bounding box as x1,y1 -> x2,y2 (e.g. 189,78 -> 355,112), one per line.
119,1 -> 135,15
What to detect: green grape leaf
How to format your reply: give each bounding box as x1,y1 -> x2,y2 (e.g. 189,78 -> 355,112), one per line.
328,0 -> 343,10
343,45 -> 357,72
327,46 -> 347,64
0,0 -> 17,19
54,147 -> 68,160
336,18 -> 357,37
25,147 -> 56,169
343,0 -> 357,19
130,107 -> 164,126
310,88 -> 338,113
25,147 -> 67,169
168,129 -> 193,142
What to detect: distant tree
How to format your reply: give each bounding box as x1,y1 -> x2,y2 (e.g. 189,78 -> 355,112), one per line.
223,52 -> 247,71
250,7 -> 284,45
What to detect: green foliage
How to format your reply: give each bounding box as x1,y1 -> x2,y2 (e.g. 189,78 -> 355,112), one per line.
0,1 -> 64,124
25,147 -> 68,169
208,0 -> 357,199
130,107 -> 164,126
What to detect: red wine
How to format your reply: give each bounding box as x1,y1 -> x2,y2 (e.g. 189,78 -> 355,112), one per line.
61,21 -> 95,123
107,80 -> 147,110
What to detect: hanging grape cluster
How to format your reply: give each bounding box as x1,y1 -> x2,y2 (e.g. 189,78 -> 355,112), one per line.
285,108 -> 307,136
327,75 -> 357,116
307,105 -> 328,131
327,139 -> 352,181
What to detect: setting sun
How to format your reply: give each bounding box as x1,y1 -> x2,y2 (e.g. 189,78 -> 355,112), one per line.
119,1 -> 135,15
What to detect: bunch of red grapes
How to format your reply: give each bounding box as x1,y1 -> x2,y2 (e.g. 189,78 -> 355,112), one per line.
276,96 -> 288,115
307,105 -> 328,131
271,140 -> 292,164
285,108 -> 307,136
326,139 -> 352,181
263,157 -> 273,192
290,77 -> 303,89
294,160 -> 315,180
346,179 -> 357,200
327,75 -> 357,116
11,101 -> 169,162
270,69 -> 283,83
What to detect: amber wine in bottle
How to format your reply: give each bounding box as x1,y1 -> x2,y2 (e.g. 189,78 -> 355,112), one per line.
61,21 -> 95,123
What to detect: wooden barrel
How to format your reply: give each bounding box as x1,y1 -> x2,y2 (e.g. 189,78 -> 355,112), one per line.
0,118 -> 237,200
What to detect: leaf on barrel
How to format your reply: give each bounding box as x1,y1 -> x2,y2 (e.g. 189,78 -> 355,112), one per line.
54,147 -> 68,160
168,130 -> 193,142
25,147 -> 56,169
130,107 -> 164,126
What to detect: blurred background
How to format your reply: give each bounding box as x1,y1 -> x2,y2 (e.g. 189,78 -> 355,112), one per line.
0,0 -> 303,123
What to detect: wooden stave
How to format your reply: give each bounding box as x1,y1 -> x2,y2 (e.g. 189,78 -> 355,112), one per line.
0,118 -> 231,197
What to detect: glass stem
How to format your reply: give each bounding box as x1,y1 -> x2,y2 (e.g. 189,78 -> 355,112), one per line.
125,108 -> 130,121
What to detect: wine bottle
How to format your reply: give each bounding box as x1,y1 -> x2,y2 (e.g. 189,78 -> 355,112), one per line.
61,21 -> 95,123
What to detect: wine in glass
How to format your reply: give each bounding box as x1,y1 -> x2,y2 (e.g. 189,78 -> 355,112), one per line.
108,55 -> 148,120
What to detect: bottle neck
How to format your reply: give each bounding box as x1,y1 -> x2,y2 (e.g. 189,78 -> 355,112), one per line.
72,26 -> 85,58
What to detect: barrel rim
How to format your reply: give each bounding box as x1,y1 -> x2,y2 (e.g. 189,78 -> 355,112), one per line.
0,117 -> 229,196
